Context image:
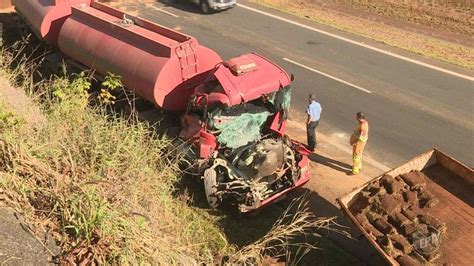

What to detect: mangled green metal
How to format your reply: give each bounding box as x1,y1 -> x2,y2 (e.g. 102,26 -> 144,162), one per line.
214,111 -> 270,149
268,86 -> 292,111
208,86 -> 292,149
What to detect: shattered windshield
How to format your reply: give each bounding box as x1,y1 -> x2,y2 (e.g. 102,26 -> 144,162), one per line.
207,86 -> 291,149
268,85 -> 292,112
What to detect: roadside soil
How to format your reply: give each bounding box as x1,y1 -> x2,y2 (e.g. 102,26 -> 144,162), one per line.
285,0 -> 473,44
251,0 -> 474,69
0,206 -> 59,265
0,78 -> 45,128
0,77 -> 56,265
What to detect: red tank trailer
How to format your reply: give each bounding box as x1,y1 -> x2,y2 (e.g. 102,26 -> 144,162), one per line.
14,0 -> 310,212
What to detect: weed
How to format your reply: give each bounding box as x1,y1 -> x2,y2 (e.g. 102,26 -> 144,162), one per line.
0,109 -> 22,128
99,72 -> 122,104
227,197 -> 348,264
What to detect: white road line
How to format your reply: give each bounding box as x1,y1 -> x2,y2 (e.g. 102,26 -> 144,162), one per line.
283,58 -> 372,94
238,3 -> 474,82
318,133 -> 392,172
150,5 -> 180,18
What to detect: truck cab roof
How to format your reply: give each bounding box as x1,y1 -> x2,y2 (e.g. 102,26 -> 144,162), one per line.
212,53 -> 291,106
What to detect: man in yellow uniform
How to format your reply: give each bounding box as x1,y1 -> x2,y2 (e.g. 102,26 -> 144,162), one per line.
349,112 -> 369,175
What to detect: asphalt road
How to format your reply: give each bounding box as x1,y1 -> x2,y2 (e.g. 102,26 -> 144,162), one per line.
119,0 -> 473,167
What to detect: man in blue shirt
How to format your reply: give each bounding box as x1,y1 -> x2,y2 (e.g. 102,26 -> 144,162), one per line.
306,94 -> 322,152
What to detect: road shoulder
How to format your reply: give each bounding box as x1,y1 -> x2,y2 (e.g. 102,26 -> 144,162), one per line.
0,205 -> 58,265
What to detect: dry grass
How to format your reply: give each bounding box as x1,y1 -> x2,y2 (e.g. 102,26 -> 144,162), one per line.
252,0 -> 474,69
228,198 -> 350,264
0,45 -> 345,264
0,45 -> 229,263
0,82 -> 229,263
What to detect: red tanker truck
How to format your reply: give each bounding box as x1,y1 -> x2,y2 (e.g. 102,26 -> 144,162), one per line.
13,0 -> 310,212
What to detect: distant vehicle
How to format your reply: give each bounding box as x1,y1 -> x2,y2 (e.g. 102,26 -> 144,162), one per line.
181,0 -> 236,14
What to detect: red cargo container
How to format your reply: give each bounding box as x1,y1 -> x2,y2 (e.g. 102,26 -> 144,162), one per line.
13,0 -> 222,112
57,2 -> 222,111
11,0 -> 91,45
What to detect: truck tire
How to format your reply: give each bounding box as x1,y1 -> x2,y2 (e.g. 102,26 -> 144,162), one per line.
200,1 -> 211,14
43,51 -> 63,77
203,168 -> 219,208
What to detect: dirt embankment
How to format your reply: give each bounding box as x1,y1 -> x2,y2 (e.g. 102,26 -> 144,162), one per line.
0,77 -> 56,265
312,0 -> 473,41
0,78 -> 45,128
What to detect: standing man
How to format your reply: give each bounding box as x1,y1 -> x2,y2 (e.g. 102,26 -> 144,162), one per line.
306,94 -> 322,152
350,112 -> 369,175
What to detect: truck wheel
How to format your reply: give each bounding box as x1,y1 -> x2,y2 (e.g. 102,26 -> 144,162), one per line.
203,168 -> 219,208
200,1 -> 211,14
43,52 -> 63,77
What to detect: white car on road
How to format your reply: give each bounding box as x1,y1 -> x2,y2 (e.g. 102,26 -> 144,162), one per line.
181,0 -> 236,14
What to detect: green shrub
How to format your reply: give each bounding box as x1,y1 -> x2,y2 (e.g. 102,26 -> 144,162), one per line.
0,70 -> 229,263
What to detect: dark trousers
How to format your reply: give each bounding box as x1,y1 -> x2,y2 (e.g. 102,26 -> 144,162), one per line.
306,120 -> 319,150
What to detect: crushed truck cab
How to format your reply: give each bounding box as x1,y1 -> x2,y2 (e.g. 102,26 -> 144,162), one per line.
13,0 -> 310,213
180,54 -> 310,212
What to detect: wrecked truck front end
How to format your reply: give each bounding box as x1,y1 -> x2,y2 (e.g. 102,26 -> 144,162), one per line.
203,137 -> 310,212
203,104 -> 309,212
179,53 -> 310,212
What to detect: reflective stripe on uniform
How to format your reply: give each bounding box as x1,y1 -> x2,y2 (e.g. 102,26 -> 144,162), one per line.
353,155 -> 362,169
353,154 -> 362,162
353,131 -> 368,142
352,164 -> 361,174
352,143 -> 364,174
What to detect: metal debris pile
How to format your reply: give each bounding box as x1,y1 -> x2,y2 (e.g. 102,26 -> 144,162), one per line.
204,136 -> 301,212
349,171 -> 446,265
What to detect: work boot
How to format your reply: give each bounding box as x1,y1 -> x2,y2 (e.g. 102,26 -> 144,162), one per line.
351,167 -> 361,175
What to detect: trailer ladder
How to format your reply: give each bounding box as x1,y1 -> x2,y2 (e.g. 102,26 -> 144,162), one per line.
176,43 -> 199,81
